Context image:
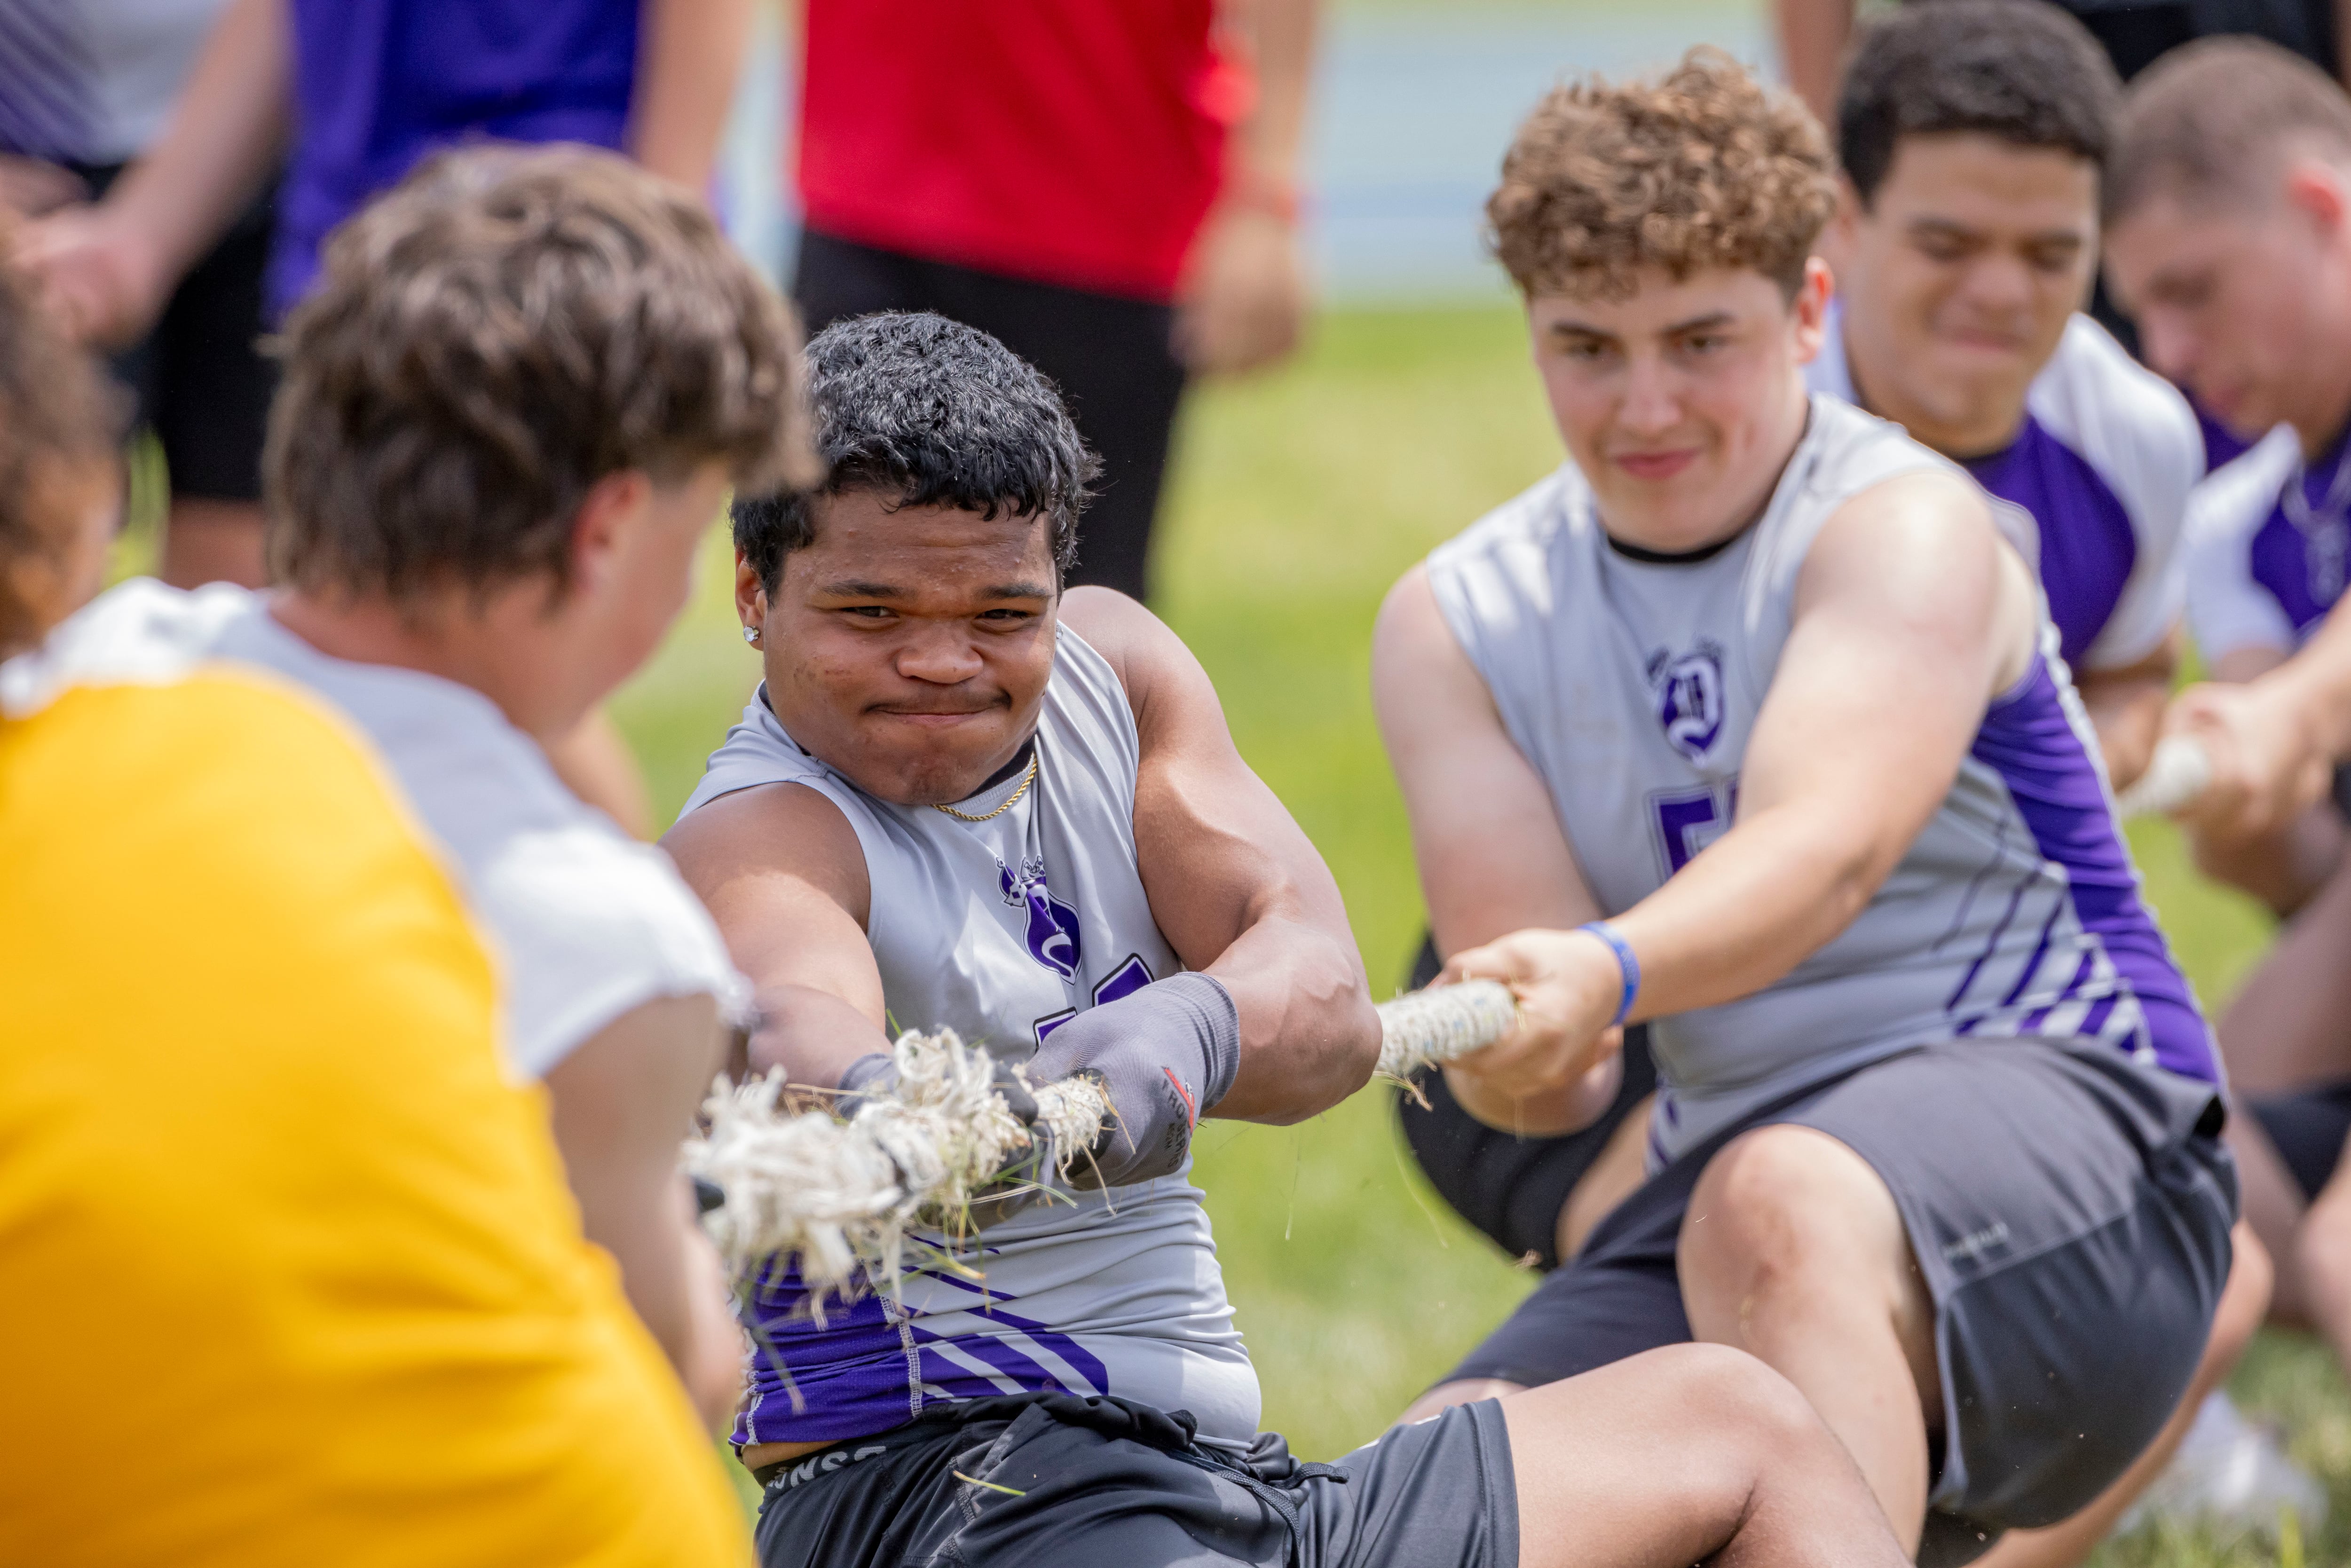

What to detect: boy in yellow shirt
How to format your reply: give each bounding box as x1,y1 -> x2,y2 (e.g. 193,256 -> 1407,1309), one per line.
0,239 -> 748,1563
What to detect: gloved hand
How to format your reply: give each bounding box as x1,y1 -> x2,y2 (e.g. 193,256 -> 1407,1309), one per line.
836,1049 -> 1056,1231
1025,972 -> 1241,1189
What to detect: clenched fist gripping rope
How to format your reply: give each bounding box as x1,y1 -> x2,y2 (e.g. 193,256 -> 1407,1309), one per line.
688,979 -> 1520,1294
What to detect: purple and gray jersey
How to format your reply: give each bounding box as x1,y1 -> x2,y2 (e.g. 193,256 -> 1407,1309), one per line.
1426,395 -> 2219,1163
1809,306 -> 2200,676
2184,424 -> 2345,662
678,628 -> 1259,1448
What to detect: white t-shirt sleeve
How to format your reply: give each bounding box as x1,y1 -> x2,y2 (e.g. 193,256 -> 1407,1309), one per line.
2038,319 -> 2203,672
478,828 -> 752,1080
2184,427 -> 2301,666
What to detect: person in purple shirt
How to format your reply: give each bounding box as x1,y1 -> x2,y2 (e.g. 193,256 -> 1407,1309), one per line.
13,0 -> 753,838
1807,0 -> 2202,797
2107,34 -> 2351,1513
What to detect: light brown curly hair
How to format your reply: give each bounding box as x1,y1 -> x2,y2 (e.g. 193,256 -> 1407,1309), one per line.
1488,48 -> 1838,301
267,144 -> 818,603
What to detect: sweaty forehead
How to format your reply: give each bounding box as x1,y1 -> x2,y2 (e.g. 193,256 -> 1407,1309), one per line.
792,491 -> 1059,597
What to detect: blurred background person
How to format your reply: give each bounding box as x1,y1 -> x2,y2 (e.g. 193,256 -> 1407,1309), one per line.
789,0 -> 1318,604
0,0 -> 278,591
1778,0 -> 2345,447
11,0 -> 754,836
1777,0 -> 2347,139
0,245 -> 748,1568
2108,38 -> 2351,1394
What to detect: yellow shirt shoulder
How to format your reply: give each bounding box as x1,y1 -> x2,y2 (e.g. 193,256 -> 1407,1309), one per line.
0,673 -> 746,1568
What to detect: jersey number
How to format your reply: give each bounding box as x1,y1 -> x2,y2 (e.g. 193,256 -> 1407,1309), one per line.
1649,781 -> 1737,877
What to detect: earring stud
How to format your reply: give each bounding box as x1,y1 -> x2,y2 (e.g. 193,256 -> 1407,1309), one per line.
742,625 -> 760,646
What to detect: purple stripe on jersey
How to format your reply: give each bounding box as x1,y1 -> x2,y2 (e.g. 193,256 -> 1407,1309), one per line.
2245,433 -> 2351,642
2245,511 -> 2339,639
2080,993 -> 2119,1039
1997,899 -> 2066,1009
1970,655 -> 2217,1082
2197,402 -> 2253,473
1964,414 -> 2137,670
733,1258 -> 1112,1444
1943,876 -> 2032,1013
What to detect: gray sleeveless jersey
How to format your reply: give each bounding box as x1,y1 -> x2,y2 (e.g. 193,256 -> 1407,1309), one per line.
1427,396 -> 2216,1162
678,627 -> 1259,1446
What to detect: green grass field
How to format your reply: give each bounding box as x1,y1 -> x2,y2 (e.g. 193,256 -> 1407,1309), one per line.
600,303 -> 2336,1563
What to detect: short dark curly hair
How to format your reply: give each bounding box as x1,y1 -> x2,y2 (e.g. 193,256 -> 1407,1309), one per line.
733,312 -> 1098,592
266,144 -> 815,603
1488,47 -> 1836,300
1838,0 -> 2119,210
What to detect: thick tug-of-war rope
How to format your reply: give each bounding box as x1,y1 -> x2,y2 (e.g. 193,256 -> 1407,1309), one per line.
687,979 -> 1521,1295
2114,734 -> 2212,820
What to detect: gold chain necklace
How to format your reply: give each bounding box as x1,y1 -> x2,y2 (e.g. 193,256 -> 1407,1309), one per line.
931,751 -> 1039,823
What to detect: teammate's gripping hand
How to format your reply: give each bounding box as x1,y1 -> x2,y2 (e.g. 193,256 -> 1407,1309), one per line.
2167,679 -> 2331,843
1440,929 -> 1628,1132
1026,972 -> 1241,1189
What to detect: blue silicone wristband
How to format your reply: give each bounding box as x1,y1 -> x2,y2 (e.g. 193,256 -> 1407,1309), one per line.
1577,921 -> 1641,1027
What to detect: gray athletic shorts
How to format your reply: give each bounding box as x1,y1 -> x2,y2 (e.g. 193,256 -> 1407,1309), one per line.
1443,1039 -> 2235,1565
750,1391 -> 1517,1568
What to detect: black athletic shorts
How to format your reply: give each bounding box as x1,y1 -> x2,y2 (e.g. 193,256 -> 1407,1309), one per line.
73,163 -> 278,503
2250,1079 -> 2351,1200
1441,1039 -> 2235,1564
1396,933 -> 1658,1269
750,1391 -> 1516,1568
791,226 -> 1187,603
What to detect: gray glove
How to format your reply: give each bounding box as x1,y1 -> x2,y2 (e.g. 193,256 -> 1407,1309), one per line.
1026,972 -> 1241,1189
836,1050 -> 1054,1231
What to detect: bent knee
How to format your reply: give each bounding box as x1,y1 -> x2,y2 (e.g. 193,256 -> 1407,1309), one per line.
1681,1125 -> 1900,1279
1624,1343 -> 1824,1447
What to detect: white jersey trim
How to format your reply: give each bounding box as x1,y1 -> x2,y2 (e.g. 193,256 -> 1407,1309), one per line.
2026,315 -> 2200,671
2185,425 -> 2302,663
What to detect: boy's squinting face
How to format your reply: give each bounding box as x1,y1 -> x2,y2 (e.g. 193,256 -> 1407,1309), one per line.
1528,261 -> 1826,552
1837,133 -> 2096,454
2106,177 -> 2351,442
743,491 -> 1061,807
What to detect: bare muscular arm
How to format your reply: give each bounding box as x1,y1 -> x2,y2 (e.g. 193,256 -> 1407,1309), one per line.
661,780 -> 890,1091
1436,472 -> 2037,1130
543,991 -> 742,1429
1061,587 -> 1380,1123
1370,563 -> 1625,1134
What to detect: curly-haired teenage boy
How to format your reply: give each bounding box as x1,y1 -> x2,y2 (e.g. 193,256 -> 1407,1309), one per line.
1376,49 -> 2235,1568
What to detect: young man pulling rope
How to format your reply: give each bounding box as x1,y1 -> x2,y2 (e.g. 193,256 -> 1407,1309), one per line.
663,309 -> 1913,1568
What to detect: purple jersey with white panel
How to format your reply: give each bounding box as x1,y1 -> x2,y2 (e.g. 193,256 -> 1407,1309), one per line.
2185,425 -> 2346,663
678,628 -> 1259,1447
276,0 -> 639,313
1809,306 -> 2199,674
1428,396 -> 2218,1162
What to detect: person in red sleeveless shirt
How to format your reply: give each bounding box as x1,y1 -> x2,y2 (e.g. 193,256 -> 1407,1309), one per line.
792,0 -> 1316,602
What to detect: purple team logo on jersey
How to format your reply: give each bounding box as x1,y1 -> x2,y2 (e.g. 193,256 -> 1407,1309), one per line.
1001,856 -> 1082,980
1649,640 -> 1726,761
